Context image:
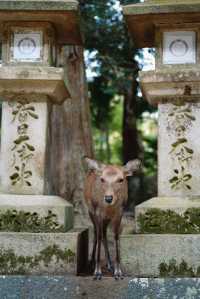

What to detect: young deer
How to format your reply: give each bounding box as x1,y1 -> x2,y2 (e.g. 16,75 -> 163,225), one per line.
84,157 -> 141,280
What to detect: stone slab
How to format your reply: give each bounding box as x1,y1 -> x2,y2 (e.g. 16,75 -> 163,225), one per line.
0,66 -> 70,103
158,103 -> 200,198
0,194 -> 74,231
0,1 -> 82,45
0,276 -> 199,299
135,197 -> 200,233
0,101 -> 48,195
121,234 -> 200,277
0,228 -> 88,275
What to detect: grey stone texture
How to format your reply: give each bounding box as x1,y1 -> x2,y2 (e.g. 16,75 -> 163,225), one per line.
0,67 -> 70,103
0,276 -> 200,299
135,197 -> 200,233
0,194 -> 74,231
121,234 -> 200,277
0,228 -> 88,275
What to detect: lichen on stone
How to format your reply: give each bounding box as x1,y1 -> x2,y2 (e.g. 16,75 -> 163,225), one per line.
138,208 -> 200,234
159,259 -> 200,277
0,244 -> 75,275
0,209 -> 65,233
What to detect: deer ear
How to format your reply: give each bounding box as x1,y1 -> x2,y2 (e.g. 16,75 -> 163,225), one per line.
84,157 -> 104,172
123,159 -> 141,177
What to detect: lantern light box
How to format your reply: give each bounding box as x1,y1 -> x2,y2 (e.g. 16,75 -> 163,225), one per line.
163,31 -> 196,65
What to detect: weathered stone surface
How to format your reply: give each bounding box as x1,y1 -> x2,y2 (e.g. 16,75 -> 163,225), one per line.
121,234 -> 200,277
0,67 -> 70,103
158,103 -> 200,197
125,278 -> 200,299
0,1 -> 82,45
135,197 -> 200,233
0,101 -> 48,195
0,194 -> 74,231
0,276 -> 200,299
139,69 -> 200,105
123,1 -> 200,47
0,228 -> 88,275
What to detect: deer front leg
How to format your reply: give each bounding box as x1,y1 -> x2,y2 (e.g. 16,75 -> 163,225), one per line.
94,218 -> 103,280
113,215 -> 123,280
103,219 -> 113,273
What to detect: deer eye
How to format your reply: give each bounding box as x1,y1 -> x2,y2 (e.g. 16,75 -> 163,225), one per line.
118,178 -> 124,183
100,177 -> 105,183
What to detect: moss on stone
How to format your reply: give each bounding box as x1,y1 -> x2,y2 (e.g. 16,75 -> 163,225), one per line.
0,244 -> 75,275
0,209 -> 65,233
138,208 -> 200,234
159,259 -> 200,277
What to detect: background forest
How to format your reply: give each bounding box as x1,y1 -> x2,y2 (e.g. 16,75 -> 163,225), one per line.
80,0 -> 158,209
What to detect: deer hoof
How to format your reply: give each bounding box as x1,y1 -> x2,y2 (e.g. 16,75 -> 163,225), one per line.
114,269 -> 124,280
93,271 -> 102,280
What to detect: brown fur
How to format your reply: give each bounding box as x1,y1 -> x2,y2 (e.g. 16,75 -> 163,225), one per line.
84,158 -> 141,280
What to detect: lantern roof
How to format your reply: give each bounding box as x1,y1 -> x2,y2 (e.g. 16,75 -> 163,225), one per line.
123,0 -> 200,48
0,0 -> 82,45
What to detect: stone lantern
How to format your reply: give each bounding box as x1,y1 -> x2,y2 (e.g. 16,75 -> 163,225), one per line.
121,0 -> 200,277
0,0 -> 88,275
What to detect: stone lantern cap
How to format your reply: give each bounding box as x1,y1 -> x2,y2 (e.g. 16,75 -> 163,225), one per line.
0,66 -> 70,103
123,0 -> 200,48
139,68 -> 200,105
0,0 -> 82,45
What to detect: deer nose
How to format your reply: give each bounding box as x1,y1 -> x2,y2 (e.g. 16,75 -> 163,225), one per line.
105,195 -> 113,204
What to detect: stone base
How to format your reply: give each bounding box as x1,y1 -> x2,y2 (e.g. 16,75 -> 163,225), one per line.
0,228 -> 88,275
0,194 -> 74,232
135,197 -> 200,233
121,234 -> 200,278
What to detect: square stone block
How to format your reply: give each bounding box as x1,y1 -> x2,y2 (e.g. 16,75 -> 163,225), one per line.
0,228 -> 88,275
0,194 -> 74,232
135,197 -> 200,233
121,234 -> 200,277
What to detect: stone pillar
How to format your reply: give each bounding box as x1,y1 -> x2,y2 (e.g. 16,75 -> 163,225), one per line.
1,99 -> 49,195
158,102 -> 200,198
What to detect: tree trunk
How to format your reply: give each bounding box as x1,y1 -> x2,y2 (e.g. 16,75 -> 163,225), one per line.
122,79 -> 140,164
122,78 -> 144,211
47,45 -> 93,225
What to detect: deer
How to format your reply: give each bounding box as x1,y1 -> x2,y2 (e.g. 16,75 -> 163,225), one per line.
84,157 -> 141,280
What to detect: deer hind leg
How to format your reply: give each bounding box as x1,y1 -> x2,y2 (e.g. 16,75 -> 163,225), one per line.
89,212 -> 97,271
102,219 -> 113,273
112,216 -> 124,280
93,218 -> 103,280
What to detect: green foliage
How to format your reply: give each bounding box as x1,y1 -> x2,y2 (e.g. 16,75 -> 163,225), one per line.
81,0 -> 143,164
0,210 -> 64,233
159,259 -> 200,277
138,208 -> 200,234
0,245 -> 75,275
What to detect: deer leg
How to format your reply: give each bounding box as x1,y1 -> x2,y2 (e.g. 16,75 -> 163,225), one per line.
113,216 -> 123,280
94,219 -> 103,280
102,219 -> 113,272
89,212 -> 97,270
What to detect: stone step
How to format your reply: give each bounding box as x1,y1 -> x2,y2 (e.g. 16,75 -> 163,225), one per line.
0,194 -> 74,232
135,196 -> 200,233
121,234 -> 200,277
0,276 -> 199,299
0,228 -> 88,275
